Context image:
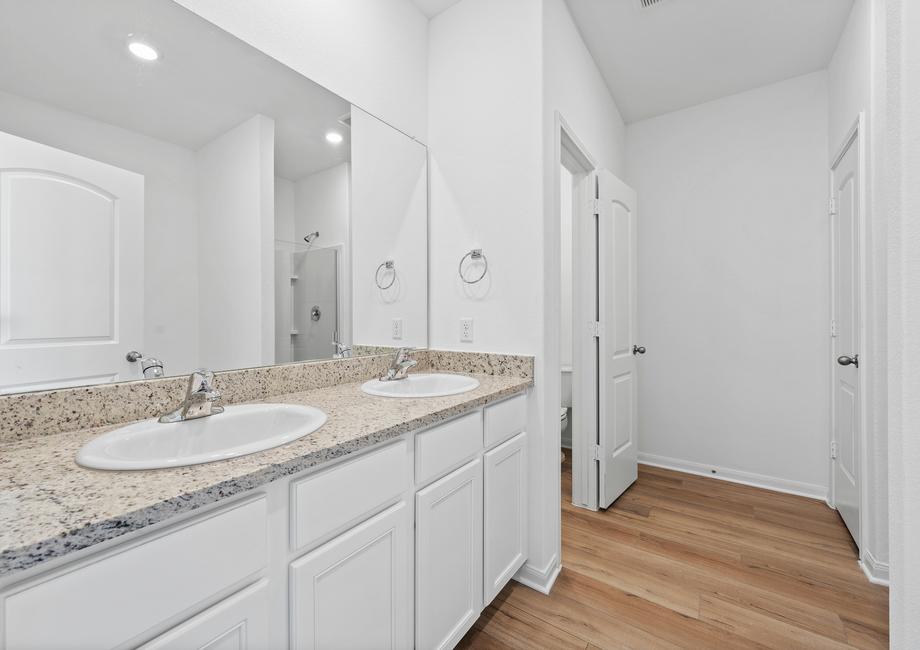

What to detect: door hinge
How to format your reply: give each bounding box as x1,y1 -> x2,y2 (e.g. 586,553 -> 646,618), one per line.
592,445 -> 605,462
592,198 -> 600,216
589,321 -> 602,338
830,441 -> 838,460
828,197 -> 838,216
830,319 -> 838,337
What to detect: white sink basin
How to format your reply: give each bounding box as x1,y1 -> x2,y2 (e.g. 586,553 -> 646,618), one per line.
361,373 -> 480,398
76,403 -> 327,471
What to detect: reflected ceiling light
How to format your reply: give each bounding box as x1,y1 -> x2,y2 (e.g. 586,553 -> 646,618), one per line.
325,131 -> 343,144
127,39 -> 159,61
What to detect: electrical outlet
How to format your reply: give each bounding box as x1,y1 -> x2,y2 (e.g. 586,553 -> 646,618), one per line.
460,318 -> 474,342
392,318 -> 403,340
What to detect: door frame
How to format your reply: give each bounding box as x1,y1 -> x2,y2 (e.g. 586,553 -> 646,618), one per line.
828,112 -> 868,556
552,113 -> 600,511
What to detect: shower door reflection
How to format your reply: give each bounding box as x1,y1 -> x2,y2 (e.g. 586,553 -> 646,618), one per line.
275,242 -> 344,362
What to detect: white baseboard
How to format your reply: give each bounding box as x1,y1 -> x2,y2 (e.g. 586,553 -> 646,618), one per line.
513,554 -> 561,595
638,452 -> 828,501
860,550 -> 890,586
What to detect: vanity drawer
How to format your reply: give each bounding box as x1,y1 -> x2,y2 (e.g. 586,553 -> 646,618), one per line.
415,411 -> 483,486
484,394 -> 527,449
291,439 -> 408,552
3,496 -> 267,650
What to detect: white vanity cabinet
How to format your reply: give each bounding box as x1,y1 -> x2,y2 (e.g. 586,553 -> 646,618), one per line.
0,391 -> 530,650
141,580 -> 270,650
290,502 -> 410,650
416,459 -> 484,650
483,432 -> 528,603
1,497 -> 268,650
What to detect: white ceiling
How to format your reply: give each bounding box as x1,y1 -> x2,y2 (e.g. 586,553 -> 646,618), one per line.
0,0 -> 351,180
565,0 -> 854,123
411,0 -> 463,19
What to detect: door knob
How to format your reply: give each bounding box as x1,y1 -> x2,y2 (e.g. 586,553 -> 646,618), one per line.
837,354 -> 859,368
633,345 -> 646,355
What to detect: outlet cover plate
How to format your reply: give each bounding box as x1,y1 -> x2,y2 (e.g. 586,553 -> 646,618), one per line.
460,318 -> 474,342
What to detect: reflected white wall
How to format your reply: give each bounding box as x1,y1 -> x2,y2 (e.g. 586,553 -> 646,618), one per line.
351,106 -> 428,348
197,114 -> 275,370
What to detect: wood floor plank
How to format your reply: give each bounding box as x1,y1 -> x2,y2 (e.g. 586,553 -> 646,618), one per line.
466,599 -> 589,650
501,577 -> 684,649
460,456 -> 889,648
698,593 -> 853,649
549,570 -> 768,649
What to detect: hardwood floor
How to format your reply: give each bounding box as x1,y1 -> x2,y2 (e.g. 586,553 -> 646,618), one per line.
459,454 -> 889,649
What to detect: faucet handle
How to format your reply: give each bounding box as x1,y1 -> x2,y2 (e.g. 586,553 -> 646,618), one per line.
393,347 -> 415,362
187,368 -> 218,395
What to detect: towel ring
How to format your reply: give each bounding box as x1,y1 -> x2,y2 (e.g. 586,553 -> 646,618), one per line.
459,249 -> 488,284
375,260 -> 396,290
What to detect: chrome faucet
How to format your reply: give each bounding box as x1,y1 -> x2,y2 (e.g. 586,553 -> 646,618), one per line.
158,369 -> 224,423
332,340 -> 353,359
380,347 -> 417,381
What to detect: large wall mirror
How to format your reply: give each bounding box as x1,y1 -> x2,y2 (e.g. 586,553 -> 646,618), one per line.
0,0 -> 428,394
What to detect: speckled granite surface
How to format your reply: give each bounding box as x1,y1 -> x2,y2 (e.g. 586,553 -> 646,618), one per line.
0,350 -> 534,443
0,359 -> 532,578
0,353 -> 408,443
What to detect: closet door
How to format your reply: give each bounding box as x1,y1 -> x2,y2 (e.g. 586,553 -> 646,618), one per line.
416,458 -> 483,650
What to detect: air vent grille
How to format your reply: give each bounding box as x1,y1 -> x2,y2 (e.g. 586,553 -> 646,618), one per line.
636,0 -> 666,9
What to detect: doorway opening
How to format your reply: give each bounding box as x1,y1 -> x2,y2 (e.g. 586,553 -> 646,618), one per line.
556,117 -> 640,513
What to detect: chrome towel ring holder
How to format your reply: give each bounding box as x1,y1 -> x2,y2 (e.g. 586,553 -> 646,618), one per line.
375,260 -> 396,290
459,249 -> 488,284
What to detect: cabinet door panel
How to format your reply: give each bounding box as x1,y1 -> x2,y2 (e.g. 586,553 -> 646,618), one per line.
290,502 -> 410,650
4,497 -> 266,650
484,432 -> 528,603
416,458 -> 483,650
141,580 -> 268,650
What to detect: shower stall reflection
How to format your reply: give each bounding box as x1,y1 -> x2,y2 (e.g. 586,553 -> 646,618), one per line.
274,237 -> 343,363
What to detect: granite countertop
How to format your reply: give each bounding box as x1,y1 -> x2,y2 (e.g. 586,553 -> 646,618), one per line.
0,373 -> 530,578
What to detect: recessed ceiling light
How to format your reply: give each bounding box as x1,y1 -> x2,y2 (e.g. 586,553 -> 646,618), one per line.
325,131 -> 343,144
128,39 -> 159,62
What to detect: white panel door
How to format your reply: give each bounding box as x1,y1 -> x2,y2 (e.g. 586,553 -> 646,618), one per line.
831,132 -> 860,547
416,458 -> 483,650
597,170 -> 639,509
483,432 -> 527,603
0,130 -> 144,393
289,501 -> 410,650
141,580 -> 269,650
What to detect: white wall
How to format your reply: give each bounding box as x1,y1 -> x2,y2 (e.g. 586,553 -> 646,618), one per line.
626,72 -> 831,496
428,0 -> 628,589
830,1 -> 872,154
294,163 -> 351,249
197,115 -> 275,370
0,90 -> 200,378
351,107 -> 428,348
428,0 -> 548,584
174,0 -> 428,141
540,0 -> 630,585
274,177 -> 296,244
828,0 -> 890,579
888,0 -> 920,643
